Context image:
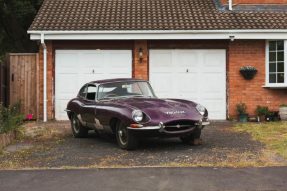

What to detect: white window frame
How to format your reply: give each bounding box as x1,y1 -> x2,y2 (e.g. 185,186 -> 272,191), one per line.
265,40 -> 287,88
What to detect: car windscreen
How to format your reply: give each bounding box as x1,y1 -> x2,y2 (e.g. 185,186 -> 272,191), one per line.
97,81 -> 156,100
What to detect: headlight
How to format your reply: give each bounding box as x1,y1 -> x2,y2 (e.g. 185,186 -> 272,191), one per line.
132,110 -> 143,122
196,104 -> 206,116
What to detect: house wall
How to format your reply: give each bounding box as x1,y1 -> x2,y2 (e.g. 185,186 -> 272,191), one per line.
221,0 -> 287,4
228,40 -> 287,118
134,40 -> 149,80
37,39 -> 287,120
38,41 -> 54,119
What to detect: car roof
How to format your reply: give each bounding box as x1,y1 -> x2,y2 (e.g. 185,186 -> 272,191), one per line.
89,78 -> 147,85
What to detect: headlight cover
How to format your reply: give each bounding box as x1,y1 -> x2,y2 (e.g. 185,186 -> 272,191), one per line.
132,110 -> 143,122
196,104 -> 206,116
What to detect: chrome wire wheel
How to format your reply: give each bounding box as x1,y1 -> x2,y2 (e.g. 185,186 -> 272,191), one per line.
72,117 -> 80,134
118,126 -> 128,146
70,114 -> 88,138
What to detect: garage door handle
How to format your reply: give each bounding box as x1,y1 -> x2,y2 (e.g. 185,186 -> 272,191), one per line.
186,69 -> 189,73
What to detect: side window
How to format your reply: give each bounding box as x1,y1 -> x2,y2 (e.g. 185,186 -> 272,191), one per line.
78,85 -> 87,98
86,85 -> 97,101
268,40 -> 285,84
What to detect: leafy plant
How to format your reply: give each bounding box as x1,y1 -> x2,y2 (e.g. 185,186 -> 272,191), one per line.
240,66 -> 257,72
239,66 -> 258,80
236,103 -> 247,115
255,105 -> 269,116
0,102 -> 24,134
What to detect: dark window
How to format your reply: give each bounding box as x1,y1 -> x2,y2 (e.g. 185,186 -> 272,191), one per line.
86,85 -> 97,101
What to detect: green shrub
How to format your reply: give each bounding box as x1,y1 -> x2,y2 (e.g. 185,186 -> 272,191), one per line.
0,102 -> 24,134
255,105 -> 269,116
236,102 -> 247,115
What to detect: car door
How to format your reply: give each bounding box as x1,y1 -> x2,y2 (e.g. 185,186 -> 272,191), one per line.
80,84 -> 98,127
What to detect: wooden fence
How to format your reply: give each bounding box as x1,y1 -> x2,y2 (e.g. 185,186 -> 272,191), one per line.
8,53 -> 39,119
0,59 -> 7,106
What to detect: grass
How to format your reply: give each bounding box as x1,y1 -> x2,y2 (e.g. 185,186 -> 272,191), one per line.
234,121 -> 287,159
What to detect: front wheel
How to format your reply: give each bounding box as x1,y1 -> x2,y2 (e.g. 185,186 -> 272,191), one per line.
180,128 -> 202,145
71,114 -> 88,138
116,122 -> 139,150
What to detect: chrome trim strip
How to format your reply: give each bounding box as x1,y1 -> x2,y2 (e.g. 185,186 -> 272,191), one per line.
164,125 -> 192,128
127,126 -> 161,130
128,120 -> 210,131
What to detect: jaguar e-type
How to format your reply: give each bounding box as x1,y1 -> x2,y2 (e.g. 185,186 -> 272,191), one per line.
66,78 -> 210,150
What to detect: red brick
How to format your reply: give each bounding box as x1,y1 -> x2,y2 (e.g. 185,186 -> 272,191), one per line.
228,40 -> 286,118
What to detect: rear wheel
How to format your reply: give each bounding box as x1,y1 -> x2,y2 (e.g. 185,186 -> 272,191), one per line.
180,128 -> 202,145
116,122 -> 139,150
71,114 -> 88,138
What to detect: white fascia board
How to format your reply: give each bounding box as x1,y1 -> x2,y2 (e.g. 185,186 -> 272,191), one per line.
28,30 -> 287,40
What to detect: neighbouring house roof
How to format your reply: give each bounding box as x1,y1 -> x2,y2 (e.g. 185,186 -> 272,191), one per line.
29,0 -> 287,31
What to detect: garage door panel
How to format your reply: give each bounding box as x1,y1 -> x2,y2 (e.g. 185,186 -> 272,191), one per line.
56,53 -> 78,65
177,52 -> 198,68
108,73 -> 131,79
150,74 -> 173,96
79,74 -> 99,84
57,100 -> 70,120
201,74 -> 225,92
55,50 -> 132,120
203,52 -> 226,68
150,49 -> 226,120
150,50 -> 172,72
57,74 -> 78,93
108,52 -> 132,67
80,53 -> 106,68
177,74 -> 198,94
201,100 -> 225,112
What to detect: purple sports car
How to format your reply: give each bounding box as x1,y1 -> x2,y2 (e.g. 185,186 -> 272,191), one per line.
66,78 -> 210,150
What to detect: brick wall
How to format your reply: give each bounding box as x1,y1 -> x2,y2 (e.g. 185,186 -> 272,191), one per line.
228,40 -> 286,118
221,0 -> 287,4
38,41 -> 54,120
133,40 -> 148,80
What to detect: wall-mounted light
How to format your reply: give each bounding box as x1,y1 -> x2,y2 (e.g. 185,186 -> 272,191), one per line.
139,48 -> 143,63
229,35 -> 235,42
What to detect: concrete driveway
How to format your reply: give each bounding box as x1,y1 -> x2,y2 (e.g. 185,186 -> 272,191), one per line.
0,167 -> 287,191
1,121 -> 286,169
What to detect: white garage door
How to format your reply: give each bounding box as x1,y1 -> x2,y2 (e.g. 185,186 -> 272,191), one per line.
149,49 -> 226,120
55,50 -> 132,120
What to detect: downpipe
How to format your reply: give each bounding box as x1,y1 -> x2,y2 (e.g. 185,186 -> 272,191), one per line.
41,33 -> 47,122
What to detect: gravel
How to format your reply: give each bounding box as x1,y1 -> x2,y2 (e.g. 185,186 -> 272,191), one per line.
1,121 -> 285,169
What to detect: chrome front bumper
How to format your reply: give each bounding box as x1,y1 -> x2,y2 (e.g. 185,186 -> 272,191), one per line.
127,120 -> 210,131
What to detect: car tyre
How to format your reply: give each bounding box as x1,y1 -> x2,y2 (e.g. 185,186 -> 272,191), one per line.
71,114 -> 88,138
116,122 -> 139,150
180,127 -> 202,145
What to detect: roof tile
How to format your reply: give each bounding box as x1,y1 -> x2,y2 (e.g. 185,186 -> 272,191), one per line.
29,0 -> 287,31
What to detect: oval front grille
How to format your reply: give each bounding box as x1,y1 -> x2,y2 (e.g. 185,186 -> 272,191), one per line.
164,120 -> 195,132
